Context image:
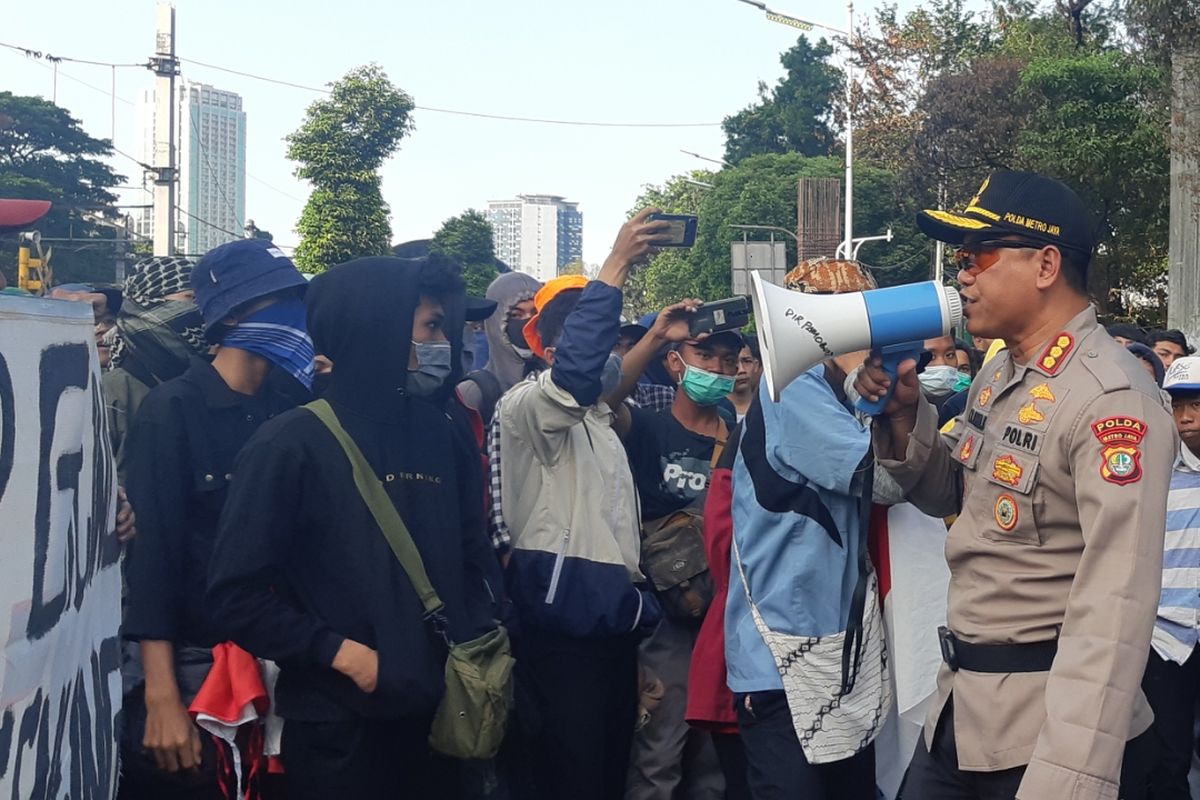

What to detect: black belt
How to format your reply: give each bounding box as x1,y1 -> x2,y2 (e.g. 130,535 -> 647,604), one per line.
938,627 -> 1057,673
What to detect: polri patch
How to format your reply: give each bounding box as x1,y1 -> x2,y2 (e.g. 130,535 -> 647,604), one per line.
1092,416 -> 1148,485
1000,424 -> 1042,455
994,494 -> 1018,531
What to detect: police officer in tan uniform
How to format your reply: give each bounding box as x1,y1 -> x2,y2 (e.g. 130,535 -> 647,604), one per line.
855,171 -> 1175,800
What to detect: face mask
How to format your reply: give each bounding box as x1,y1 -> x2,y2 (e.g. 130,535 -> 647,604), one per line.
675,355 -> 735,406
505,317 -> 532,359
954,372 -> 972,393
918,364 -> 962,398
407,340 -> 453,396
220,298 -> 315,390
600,353 -> 623,397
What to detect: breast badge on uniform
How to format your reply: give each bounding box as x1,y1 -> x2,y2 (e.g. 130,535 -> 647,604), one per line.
994,494 -> 1019,531
978,386 -> 993,408
1029,383 -> 1056,403
1038,334 -> 1074,375
1092,416 -> 1148,485
992,455 -> 1023,486
1017,402 -> 1046,425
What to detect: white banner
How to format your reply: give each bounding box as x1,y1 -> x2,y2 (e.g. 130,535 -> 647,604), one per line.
0,296 -> 121,800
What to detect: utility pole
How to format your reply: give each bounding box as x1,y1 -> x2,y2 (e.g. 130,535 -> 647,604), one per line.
149,3 -> 179,257
1168,48 -> 1200,342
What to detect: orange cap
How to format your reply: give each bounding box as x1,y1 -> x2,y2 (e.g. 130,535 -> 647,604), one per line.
523,274 -> 590,359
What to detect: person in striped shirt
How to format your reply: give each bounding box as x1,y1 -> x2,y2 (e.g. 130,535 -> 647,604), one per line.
1127,355 -> 1200,798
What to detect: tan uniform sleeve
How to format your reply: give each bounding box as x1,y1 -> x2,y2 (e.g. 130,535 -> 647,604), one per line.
874,395 -> 964,518
1017,390 -> 1173,800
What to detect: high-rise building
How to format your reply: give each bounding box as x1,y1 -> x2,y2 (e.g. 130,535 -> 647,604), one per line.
135,80 -> 247,255
486,194 -> 582,282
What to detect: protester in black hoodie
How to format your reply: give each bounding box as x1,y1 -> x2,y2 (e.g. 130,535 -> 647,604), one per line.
206,255 -> 501,799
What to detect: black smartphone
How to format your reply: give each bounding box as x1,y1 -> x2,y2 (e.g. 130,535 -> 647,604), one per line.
688,296 -> 751,338
648,213 -> 698,247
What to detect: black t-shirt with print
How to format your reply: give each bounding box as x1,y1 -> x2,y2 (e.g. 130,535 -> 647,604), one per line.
624,405 -> 722,521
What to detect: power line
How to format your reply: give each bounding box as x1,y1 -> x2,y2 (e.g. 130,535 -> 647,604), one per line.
187,109 -> 244,229
175,205 -> 242,239
0,41 -> 146,69
180,57 -> 722,127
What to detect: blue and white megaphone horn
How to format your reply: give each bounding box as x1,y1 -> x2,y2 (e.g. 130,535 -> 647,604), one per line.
750,271 -> 963,413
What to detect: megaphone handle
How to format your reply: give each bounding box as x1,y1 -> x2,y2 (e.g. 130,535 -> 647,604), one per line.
854,342 -> 924,417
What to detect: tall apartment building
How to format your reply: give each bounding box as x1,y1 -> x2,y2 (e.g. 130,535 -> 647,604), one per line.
135,80 -> 247,255
486,194 -> 583,282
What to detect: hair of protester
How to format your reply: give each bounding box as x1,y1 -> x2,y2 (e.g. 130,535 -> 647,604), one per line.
1105,322 -> 1146,345
743,334 -> 761,361
416,252 -> 465,303
1151,328 -> 1194,355
1126,342 -> 1165,386
536,288 -> 584,350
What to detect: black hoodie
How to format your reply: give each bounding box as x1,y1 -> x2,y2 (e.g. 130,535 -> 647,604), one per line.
206,256 -> 500,722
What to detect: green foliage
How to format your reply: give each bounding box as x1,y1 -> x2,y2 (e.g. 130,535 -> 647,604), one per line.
1014,51 -> 1169,312
287,65 -> 414,272
722,36 -> 841,164
431,209 -> 497,297
624,155 -> 930,318
0,92 -> 125,284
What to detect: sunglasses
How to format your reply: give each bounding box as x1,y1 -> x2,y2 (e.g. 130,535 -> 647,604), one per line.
952,239 -> 1045,280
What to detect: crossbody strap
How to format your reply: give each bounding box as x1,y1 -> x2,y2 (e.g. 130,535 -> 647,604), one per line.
305,399 -> 446,620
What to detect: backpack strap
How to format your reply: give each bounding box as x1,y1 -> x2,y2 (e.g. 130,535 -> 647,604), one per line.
465,370 -> 504,427
304,399 -> 447,625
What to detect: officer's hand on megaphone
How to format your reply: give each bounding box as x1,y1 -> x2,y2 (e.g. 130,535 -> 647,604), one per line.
855,352 -> 922,420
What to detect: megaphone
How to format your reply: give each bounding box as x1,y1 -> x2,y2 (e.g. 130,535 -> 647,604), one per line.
750,271 -> 963,412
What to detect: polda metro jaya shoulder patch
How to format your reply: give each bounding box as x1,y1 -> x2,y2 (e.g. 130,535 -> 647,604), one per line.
1091,416 -> 1148,485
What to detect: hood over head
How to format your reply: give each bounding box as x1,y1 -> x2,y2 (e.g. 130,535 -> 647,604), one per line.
482,271 -> 542,389
307,255 -> 465,419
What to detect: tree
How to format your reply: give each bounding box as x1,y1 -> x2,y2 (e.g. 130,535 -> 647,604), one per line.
722,36 -> 842,164
287,65 -> 414,273
431,209 -> 497,297
0,92 -> 124,284
1014,51 -> 1169,316
626,155 -> 929,317
559,259 -> 586,276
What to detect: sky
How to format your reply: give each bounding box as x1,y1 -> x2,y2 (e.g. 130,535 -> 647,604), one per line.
4,0 -> 967,268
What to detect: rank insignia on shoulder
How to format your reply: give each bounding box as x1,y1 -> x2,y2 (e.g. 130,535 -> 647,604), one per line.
992,454 -> 1023,486
1092,416 -> 1148,485
1038,333 -> 1074,374
994,494 -> 1018,531
1029,383 -> 1056,402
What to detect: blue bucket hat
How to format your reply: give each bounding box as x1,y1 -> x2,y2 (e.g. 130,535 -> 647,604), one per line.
191,240 -> 308,341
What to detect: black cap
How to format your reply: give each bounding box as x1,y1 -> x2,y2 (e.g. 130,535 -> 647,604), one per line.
465,296 -> 498,322
917,170 -> 1094,256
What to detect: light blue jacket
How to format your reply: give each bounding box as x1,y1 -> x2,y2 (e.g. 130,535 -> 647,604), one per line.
725,364 -> 871,693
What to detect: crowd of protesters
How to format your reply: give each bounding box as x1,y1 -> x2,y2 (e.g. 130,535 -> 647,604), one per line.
19,168 -> 1200,800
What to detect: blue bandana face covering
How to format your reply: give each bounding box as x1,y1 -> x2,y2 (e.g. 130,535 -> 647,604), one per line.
220,298 -> 316,390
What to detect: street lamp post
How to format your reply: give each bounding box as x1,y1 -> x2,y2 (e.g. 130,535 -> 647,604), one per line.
735,0 -> 855,260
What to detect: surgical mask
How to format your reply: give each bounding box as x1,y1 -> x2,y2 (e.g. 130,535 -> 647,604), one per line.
677,358 -> 736,406
505,318 -> 533,359
600,353 -> 623,397
918,364 -> 961,398
954,372 -> 972,393
407,340 -> 453,396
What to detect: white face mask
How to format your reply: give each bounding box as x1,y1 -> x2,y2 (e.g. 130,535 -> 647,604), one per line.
919,364 -> 962,398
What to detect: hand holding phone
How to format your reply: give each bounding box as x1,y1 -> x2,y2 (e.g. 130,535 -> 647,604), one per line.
647,213 -> 698,247
688,296 -> 751,338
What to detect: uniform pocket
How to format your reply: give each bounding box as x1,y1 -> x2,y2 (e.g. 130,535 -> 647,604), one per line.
975,447 -> 1042,546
